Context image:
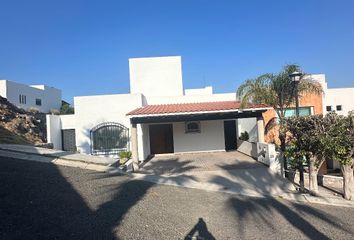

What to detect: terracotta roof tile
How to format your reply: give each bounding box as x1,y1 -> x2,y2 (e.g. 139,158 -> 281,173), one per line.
127,101 -> 268,116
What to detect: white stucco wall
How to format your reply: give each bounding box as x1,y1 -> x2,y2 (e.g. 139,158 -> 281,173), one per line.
46,114 -> 62,150
173,120 -> 225,153
0,80 -> 61,113
129,56 -> 183,97
324,88 -> 354,115
236,118 -> 258,142
145,93 -> 236,105
60,115 -> 76,129
73,93 -> 144,158
139,124 -> 151,160
0,80 -> 7,98
185,86 -> 213,96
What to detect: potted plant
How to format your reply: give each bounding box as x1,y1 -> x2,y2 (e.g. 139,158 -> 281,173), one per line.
118,151 -> 132,165
239,131 -> 249,141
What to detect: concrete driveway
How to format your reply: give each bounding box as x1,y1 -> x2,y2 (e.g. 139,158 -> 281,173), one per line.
139,151 -> 265,175
136,151 -> 296,198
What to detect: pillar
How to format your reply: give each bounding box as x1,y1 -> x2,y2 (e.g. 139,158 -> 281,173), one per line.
257,116 -> 265,143
131,123 -> 138,162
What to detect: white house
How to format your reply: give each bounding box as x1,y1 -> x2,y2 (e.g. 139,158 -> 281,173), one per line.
0,80 -> 62,113
46,56 -> 270,161
305,74 -> 354,116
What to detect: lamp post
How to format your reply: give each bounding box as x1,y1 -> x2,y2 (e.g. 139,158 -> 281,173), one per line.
289,71 -> 305,191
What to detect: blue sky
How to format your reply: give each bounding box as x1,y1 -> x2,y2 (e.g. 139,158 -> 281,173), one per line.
1,0 -> 353,103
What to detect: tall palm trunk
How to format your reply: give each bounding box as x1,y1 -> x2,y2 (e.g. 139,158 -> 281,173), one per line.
341,164 -> 354,200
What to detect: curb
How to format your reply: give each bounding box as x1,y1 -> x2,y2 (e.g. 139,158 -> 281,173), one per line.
0,149 -> 121,173
0,146 -> 110,166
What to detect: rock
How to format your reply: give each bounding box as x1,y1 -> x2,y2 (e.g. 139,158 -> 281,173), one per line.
0,96 -> 46,144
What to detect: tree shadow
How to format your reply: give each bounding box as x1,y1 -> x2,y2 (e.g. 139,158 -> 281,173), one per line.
229,196 -> 352,240
138,156 -> 197,175
0,154 -> 154,240
184,218 -> 216,240
210,162 -> 294,196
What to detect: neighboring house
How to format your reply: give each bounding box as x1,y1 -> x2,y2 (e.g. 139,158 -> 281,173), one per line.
46,56 -> 270,160
0,80 -> 62,113
263,73 -> 354,171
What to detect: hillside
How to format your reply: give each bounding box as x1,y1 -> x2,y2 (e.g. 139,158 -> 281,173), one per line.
0,96 -> 46,144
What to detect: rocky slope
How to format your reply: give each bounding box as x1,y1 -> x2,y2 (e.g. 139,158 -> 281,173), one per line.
0,96 -> 46,144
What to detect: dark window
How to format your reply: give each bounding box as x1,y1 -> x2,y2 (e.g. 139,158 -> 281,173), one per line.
185,121 -> 201,133
326,106 -> 332,112
336,105 -> 342,111
90,122 -> 129,155
36,98 -> 42,106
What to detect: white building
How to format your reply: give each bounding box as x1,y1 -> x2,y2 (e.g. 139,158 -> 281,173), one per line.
47,56 -> 270,161
0,80 -> 62,113
307,74 -> 354,116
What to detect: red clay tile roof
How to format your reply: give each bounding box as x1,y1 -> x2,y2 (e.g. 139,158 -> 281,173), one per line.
127,101 -> 269,116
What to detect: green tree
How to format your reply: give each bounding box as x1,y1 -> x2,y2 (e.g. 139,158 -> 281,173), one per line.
60,103 -> 74,114
285,115 -> 327,193
324,112 -> 354,200
236,64 -> 322,173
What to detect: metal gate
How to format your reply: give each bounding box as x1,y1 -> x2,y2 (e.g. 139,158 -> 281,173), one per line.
61,129 -> 76,152
90,122 -> 129,155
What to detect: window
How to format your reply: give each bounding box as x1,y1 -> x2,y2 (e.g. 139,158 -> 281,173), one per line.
284,107 -> 312,117
336,105 -> 342,111
36,98 -> 42,106
19,95 -> 26,104
90,122 -> 129,155
185,121 -> 201,133
326,106 -> 332,112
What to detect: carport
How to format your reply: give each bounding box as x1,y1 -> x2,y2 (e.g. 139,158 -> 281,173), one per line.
126,100 -> 271,162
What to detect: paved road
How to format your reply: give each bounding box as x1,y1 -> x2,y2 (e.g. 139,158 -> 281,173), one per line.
1,156 -> 354,240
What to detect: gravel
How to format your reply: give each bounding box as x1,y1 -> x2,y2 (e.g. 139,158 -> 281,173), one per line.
1,156 -> 354,240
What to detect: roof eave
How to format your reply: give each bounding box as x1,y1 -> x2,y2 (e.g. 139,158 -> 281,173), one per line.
127,107 -> 272,118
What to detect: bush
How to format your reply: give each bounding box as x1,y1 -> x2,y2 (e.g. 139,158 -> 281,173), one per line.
118,151 -> 132,164
60,103 -> 74,114
28,107 -> 40,114
239,131 -> 249,141
50,109 -> 60,115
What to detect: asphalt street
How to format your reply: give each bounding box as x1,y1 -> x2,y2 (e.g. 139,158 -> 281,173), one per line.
1,156 -> 354,240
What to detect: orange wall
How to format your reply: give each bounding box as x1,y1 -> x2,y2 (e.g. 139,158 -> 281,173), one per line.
262,92 -> 323,144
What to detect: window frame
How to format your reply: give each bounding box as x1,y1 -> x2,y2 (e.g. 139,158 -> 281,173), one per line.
35,98 -> 42,106
336,105 -> 342,111
185,121 -> 201,134
19,94 -> 26,104
326,106 -> 332,112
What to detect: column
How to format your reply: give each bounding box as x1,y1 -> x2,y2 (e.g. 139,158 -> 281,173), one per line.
131,123 -> 138,162
257,115 -> 265,143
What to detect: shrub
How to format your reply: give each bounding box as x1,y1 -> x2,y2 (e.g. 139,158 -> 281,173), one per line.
28,107 -> 40,114
239,131 -> 249,141
60,103 -> 74,114
119,151 -> 132,164
50,109 -> 60,115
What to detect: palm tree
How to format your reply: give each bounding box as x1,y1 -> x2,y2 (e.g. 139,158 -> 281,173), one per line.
236,64 -> 323,173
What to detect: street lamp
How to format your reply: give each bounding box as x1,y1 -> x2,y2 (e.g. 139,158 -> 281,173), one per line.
289,71 -> 305,191
289,71 -> 302,117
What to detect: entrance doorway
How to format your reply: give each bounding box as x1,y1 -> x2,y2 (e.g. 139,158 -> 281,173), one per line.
62,129 -> 76,152
224,120 -> 237,151
149,124 -> 174,154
